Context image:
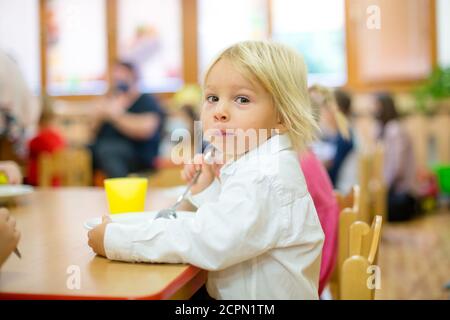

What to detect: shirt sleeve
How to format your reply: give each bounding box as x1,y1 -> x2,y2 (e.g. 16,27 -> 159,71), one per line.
186,178 -> 221,208
104,171 -> 288,271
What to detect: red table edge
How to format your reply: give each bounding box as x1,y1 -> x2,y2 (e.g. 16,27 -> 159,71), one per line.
0,265 -> 207,300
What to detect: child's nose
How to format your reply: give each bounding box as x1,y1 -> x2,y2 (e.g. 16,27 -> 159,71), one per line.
213,104 -> 229,122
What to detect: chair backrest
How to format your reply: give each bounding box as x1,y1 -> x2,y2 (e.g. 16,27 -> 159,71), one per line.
335,185 -> 360,213
369,143 -> 387,222
337,207 -> 359,285
328,185 -> 360,299
340,215 -> 383,300
66,148 -> 92,186
38,148 -> 92,187
357,153 -> 372,224
337,185 -> 361,264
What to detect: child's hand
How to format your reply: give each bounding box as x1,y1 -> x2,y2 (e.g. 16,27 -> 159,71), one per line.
0,161 -> 23,185
181,154 -> 220,195
0,208 -> 20,267
88,215 -> 111,258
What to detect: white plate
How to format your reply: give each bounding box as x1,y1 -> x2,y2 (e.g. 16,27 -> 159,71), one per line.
0,185 -> 34,200
83,210 -> 195,230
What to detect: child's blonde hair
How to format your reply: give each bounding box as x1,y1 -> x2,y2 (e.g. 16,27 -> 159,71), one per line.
203,40 -> 318,150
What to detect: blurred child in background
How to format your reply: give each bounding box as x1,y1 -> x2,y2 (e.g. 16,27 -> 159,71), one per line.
309,85 -> 356,193
26,96 -> 65,186
374,93 -> 418,221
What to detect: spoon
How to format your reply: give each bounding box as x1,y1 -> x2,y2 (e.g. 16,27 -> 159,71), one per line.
154,146 -> 215,220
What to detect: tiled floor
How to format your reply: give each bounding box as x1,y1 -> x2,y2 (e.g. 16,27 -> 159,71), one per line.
375,209 -> 450,299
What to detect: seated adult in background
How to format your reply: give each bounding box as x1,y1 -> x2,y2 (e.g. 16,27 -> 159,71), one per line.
309,85 -> 355,193
26,96 -> 65,186
332,89 -> 358,193
374,93 -> 418,221
91,61 -> 166,178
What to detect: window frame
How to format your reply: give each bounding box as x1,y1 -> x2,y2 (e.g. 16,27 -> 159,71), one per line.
36,0 -> 437,100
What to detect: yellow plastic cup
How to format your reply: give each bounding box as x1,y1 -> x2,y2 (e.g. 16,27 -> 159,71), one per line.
0,173 -> 8,185
104,177 -> 148,214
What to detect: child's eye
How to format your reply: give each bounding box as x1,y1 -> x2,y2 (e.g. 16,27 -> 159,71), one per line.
206,95 -> 219,103
235,96 -> 250,104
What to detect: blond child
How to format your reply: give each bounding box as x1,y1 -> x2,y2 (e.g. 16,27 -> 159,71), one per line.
88,41 -> 324,299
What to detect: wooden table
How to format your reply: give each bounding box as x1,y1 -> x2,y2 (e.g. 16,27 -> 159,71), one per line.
0,188 -> 206,300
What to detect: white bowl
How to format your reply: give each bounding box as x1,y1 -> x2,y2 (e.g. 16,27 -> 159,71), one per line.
0,185 -> 34,203
83,210 -> 195,230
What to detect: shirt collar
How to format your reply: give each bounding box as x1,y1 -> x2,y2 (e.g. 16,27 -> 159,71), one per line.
219,134 -> 293,176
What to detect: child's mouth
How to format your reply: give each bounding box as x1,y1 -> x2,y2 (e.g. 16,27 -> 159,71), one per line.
213,129 -> 235,137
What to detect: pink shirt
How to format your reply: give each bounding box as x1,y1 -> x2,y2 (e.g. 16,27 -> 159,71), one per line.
300,150 -> 339,295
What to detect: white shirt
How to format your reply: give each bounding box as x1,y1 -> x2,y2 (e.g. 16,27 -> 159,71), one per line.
104,134 -> 324,299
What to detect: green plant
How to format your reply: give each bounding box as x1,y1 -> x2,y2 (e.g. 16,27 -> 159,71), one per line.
414,66 -> 450,114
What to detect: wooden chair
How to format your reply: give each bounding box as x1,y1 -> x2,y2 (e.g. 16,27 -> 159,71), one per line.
336,202 -> 359,294
329,185 -> 360,299
336,185 -> 363,283
370,143 -> 387,222
335,185 -> 361,213
357,152 -> 372,224
38,148 -> 92,187
335,189 -> 353,212
340,215 -> 383,300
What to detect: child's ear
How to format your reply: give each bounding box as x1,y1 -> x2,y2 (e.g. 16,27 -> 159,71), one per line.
274,122 -> 288,134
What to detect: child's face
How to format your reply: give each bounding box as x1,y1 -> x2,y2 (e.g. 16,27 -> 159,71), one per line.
201,58 -> 283,159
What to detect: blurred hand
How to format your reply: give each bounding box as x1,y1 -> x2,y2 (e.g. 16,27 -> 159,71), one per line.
0,208 -> 21,267
92,99 -> 109,122
104,95 -> 129,121
0,161 -> 23,185
93,95 -> 128,123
